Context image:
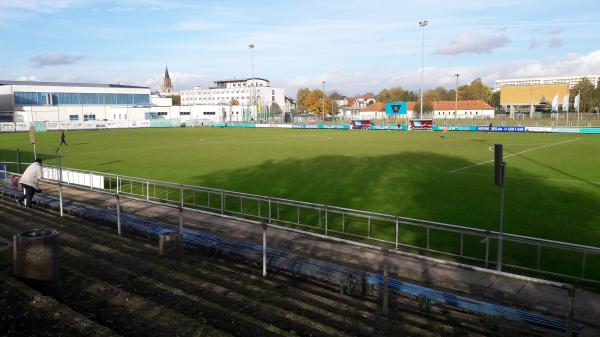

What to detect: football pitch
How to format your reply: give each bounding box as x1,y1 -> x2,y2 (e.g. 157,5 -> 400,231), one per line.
1,127 -> 599,248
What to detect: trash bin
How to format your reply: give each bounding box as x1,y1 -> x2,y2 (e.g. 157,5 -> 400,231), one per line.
158,232 -> 184,260
13,229 -> 60,283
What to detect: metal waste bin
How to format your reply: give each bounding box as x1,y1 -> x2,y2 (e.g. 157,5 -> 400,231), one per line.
158,232 -> 184,260
13,229 -> 60,282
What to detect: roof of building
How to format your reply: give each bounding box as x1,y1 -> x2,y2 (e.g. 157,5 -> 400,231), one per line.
360,100 -> 492,112
213,77 -> 270,83
0,80 -> 148,89
360,102 -> 386,112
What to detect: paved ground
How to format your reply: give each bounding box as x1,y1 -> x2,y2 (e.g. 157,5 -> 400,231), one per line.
4,180 -> 600,336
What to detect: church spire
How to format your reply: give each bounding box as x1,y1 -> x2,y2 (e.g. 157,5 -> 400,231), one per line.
160,65 -> 173,94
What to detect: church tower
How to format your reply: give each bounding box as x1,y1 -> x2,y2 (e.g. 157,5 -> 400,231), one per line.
160,66 -> 173,94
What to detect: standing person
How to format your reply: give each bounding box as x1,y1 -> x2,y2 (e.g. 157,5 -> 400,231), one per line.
16,158 -> 43,208
488,122 -> 493,132
60,130 -> 67,146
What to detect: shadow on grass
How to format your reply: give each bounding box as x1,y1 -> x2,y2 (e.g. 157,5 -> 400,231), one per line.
192,152 -> 600,281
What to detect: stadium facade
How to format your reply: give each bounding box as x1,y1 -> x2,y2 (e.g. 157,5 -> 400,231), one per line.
0,80 -> 267,124
494,75 -> 600,91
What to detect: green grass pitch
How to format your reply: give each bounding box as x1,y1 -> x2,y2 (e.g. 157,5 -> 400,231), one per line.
1,127 -> 599,281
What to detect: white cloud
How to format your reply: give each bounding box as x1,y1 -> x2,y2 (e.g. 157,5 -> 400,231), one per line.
126,72 -> 210,91
284,50 -> 600,96
16,75 -> 41,82
434,32 -> 511,55
0,0 -> 84,13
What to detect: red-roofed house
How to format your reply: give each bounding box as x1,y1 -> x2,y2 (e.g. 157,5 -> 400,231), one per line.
354,100 -> 494,120
430,100 -> 494,118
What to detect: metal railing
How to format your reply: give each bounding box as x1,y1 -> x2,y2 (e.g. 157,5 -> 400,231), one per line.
3,161 -> 600,285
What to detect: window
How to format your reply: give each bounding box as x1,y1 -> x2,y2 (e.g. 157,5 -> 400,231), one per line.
180,111 -> 190,115
14,92 -> 49,105
69,115 -> 79,121
83,114 -> 96,121
15,92 -> 150,106
272,96 -> 275,102
272,90 -> 275,95
203,111 -> 216,115
145,112 -> 158,119
157,112 -> 168,116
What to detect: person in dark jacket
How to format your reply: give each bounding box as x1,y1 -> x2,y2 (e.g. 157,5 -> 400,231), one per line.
60,130 -> 67,146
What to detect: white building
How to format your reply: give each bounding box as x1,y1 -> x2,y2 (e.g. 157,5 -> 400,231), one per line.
356,100 -> 494,120
0,80 -> 151,123
494,75 -> 600,91
179,78 -> 285,113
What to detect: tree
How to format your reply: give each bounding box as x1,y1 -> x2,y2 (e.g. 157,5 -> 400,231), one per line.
296,88 -> 310,110
413,98 -> 434,115
427,87 -> 453,101
458,78 -> 492,103
376,87 -> 419,103
171,95 -> 181,106
490,91 -> 501,108
571,78 -> 598,113
329,91 -> 345,100
303,89 -> 333,116
229,98 -> 239,106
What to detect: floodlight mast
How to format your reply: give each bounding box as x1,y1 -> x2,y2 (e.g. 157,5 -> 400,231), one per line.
454,73 -> 460,119
322,80 -> 326,122
419,20 -> 428,120
249,43 -> 255,121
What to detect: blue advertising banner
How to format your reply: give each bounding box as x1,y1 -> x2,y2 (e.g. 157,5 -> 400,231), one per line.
579,128 -> 600,134
385,102 -> 408,115
447,126 -> 478,131
371,125 -> 407,130
476,126 -> 526,132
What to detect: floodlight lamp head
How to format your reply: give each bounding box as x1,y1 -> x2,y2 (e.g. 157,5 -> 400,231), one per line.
419,20 -> 428,27
248,44 -> 255,49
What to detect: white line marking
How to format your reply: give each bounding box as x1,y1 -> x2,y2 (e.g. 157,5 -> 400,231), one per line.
449,138 -> 582,173
454,171 -> 600,185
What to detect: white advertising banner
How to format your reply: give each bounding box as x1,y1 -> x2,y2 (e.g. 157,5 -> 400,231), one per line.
43,167 -> 105,189
0,123 -> 15,132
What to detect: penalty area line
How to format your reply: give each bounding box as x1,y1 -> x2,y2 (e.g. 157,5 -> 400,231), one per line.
449,138 -> 582,174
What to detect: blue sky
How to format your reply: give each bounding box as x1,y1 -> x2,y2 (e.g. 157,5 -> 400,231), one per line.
1,0 -> 600,96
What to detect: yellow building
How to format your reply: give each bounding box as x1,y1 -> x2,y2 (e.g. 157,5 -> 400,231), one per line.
500,84 -> 569,106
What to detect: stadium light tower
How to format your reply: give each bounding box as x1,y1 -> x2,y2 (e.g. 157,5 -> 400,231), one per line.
419,20 -> 428,119
454,73 -> 460,119
322,80 -> 326,122
249,43 -> 255,119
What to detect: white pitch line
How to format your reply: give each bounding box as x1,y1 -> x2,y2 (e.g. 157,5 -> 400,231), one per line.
449,138 -> 582,173
454,171 -> 600,185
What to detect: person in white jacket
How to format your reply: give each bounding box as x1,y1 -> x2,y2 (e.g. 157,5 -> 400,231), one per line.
16,158 -> 43,208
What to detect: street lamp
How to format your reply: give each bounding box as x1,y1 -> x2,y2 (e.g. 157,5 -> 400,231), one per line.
249,43 -> 255,121
419,20 -> 428,120
322,80 -> 326,123
454,73 -> 460,121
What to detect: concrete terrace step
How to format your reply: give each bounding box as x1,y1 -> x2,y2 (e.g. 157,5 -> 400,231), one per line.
0,189 -> 590,336
0,273 -> 122,337
0,196 -> 503,337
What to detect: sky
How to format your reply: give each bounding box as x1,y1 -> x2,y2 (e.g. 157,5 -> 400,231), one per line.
1,0 -> 600,96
